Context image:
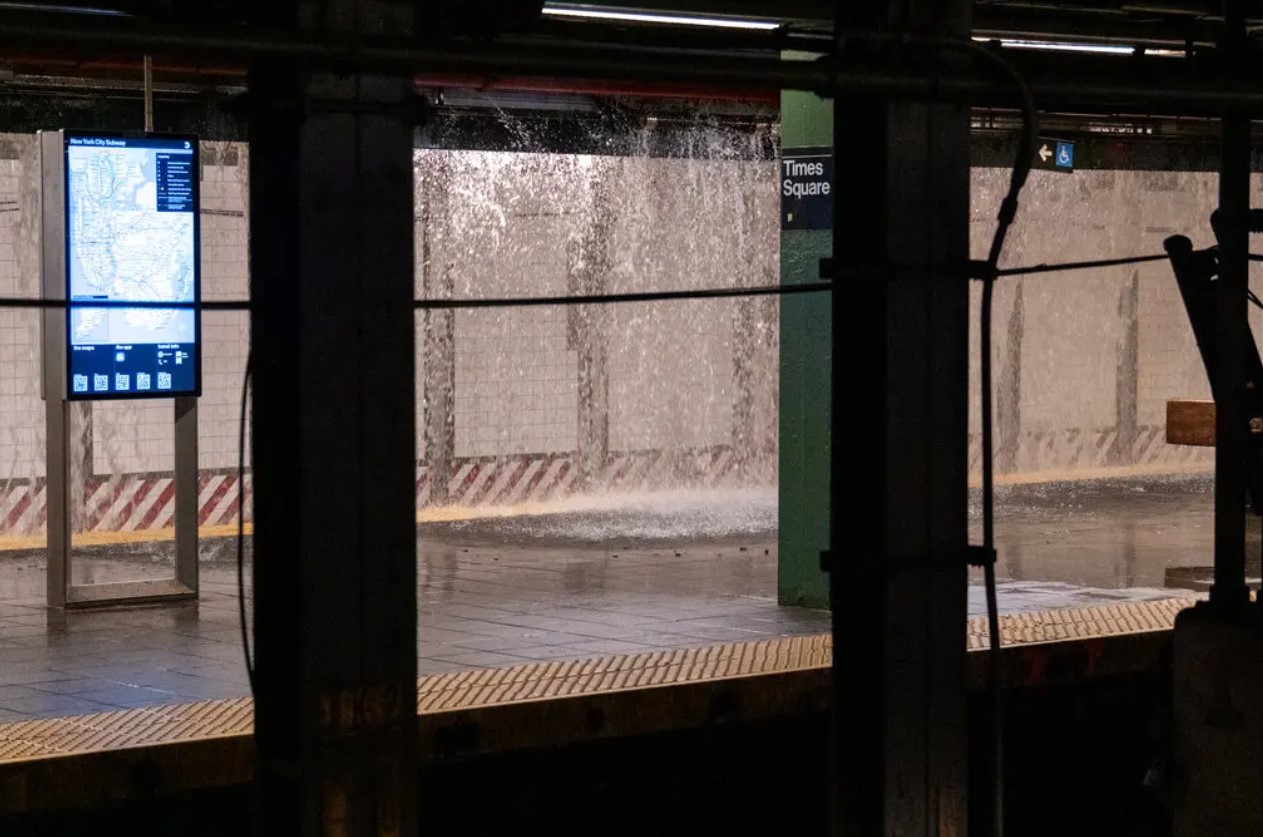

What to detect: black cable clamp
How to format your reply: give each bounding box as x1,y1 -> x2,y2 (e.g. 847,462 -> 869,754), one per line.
968,259 -> 997,282
967,545 -> 997,568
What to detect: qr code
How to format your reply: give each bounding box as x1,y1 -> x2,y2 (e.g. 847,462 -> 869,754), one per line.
73,375 -> 88,393
157,372 -> 172,390
93,374 -> 109,392
136,372 -> 152,390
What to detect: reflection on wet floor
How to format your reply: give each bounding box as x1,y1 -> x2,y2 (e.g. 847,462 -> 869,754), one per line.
0,535 -> 827,721
0,473 -> 1227,720
982,472 -> 1243,589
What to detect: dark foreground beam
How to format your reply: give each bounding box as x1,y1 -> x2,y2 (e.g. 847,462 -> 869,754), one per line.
829,1 -> 972,835
248,1 -> 418,834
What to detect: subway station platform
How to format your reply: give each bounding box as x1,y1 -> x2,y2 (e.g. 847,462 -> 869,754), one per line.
0,478 -> 1212,722
0,596 -> 1191,814
0,474 -> 1230,812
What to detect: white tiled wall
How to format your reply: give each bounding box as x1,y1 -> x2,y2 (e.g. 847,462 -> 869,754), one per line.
967,167 -> 1260,474
0,129 -> 1245,490
449,202 -> 580,457
414,149 -> 781,460
417,150 -> 586,459
0,136 -> 44,485
605,157 -> 768,453
2,139 -> 777,483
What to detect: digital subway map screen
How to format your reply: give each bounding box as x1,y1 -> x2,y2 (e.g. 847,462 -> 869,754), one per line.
64,133 -> 200,400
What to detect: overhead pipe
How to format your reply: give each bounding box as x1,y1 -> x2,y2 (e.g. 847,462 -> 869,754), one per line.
413,74 -> 779,103
0,14 -> 827,89
0,52 -> 779,104
10,14 -> 1263,113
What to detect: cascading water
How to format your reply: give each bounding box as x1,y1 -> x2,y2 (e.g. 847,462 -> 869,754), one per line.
413,110 -> 782,539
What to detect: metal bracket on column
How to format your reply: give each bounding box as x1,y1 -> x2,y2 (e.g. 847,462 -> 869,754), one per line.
967,545 -> 997,567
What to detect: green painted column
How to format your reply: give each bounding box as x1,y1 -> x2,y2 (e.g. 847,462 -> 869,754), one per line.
778,79 -> 832,609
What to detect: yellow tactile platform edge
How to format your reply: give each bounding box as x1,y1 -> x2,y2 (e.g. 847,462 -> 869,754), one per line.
0,597 -> 1197,765
966,596 -> 1194,650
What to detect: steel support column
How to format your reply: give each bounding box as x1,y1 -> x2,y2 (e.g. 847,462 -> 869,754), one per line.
1211,89 -> 1252,609
829,1 -> 971,835
1170,7 -> 1261,835
248,1 -> 418,834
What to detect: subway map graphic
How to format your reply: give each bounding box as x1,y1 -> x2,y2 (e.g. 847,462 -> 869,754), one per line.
67,143 -> 195,345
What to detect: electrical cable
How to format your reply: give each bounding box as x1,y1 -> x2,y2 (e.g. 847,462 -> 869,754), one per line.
0,282 -> 831,314
954,37 -> 1038,837
0,298 -> 253,310
996,252 -> 1170,276
413,281 -> 833,309
0,249 -> 1250,316
238,351 -> 255,696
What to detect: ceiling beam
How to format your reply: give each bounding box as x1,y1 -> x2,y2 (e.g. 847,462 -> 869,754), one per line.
974,5 -> 1223,45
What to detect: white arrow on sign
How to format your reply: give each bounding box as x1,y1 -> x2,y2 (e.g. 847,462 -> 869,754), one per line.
1038,144 -> 1052,162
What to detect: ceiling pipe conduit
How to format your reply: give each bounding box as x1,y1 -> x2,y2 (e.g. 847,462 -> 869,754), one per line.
8,15 -> 1263,114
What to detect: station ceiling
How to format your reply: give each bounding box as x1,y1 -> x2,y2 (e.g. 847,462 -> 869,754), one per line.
0,1 -> 1256,39
1,0 -> 1262,132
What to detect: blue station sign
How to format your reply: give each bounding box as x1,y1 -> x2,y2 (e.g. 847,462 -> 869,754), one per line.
780,147 -> 834,230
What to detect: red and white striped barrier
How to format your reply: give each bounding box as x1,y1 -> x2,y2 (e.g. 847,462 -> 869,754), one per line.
0,427 -> 1215,539
0,473 -> 257,536
418,447 -> 748,508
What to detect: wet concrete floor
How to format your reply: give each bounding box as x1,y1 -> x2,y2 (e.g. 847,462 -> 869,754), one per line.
985,472 -> 1253,589
0,474 -> 1226,720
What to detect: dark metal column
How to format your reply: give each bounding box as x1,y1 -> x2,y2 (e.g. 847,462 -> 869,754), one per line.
1211,3 -> 1252,606
829,1 -> 972,835
248,0 -> 418,834
1170,11 -> 1261,837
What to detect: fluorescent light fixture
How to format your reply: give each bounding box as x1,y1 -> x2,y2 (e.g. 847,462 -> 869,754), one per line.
542,5 -> 779,31
0,1 -> 128,15
973,36 -> 1183,58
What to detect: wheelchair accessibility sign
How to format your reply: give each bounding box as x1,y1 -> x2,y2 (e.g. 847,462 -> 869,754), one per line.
1035,138 -> 1075,173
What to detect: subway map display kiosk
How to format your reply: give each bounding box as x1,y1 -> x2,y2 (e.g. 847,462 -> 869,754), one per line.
40,129 -> 201,607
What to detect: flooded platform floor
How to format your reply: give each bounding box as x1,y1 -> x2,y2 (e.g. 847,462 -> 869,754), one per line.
0,473 -> 1228,721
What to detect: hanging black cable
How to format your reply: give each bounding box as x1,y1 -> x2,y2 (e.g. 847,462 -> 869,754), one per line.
950,38 -> 1039,837
0,248 -> 1254,316
996,252 -> 1170,276
413,282 -> 833,309
238,351 -> 255,696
